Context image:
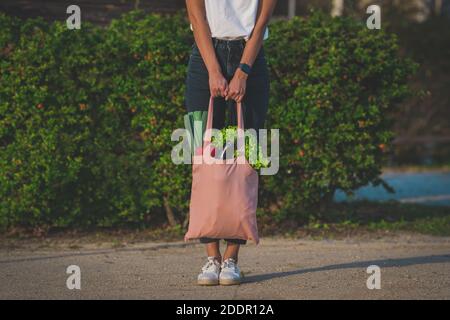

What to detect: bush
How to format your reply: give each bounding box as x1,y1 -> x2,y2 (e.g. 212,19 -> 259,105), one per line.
388,17 -> 450,165
262,12 -> 417,218
102,11 -> 193,227
0,11 -> 192,228
0,11 -> 416,229
0,14 -> 119,228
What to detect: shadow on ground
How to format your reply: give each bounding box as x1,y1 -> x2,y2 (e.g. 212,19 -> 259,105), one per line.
0,242 -> 198,264
243,254 -> 450,284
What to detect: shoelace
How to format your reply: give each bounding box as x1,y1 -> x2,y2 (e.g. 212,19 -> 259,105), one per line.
222,258 -> 237,270
202,258 -> 219,272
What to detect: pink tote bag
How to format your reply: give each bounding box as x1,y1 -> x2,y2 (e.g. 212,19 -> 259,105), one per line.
184,97 -> 260,245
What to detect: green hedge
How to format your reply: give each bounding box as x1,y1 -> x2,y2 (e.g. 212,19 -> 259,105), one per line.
0,11 -> 416,229
261,12 -> 417,219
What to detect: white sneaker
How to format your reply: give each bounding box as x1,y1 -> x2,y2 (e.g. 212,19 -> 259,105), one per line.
197,256 -> 221,286
219,258 -> 242,285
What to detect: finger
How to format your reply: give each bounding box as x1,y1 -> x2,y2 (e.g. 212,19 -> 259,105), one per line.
222,84 -> 229,97
239,89 -> 246,102
234,89 -> 243,102
225,89 -> 233,101
223,82 -> 230,97
220,85 -> 227,98
234,90 -> 240,100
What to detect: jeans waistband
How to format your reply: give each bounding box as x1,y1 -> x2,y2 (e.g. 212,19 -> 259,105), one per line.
212,37 -> 246,48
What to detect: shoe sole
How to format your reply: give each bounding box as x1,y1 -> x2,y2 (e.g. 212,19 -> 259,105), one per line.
197,279 -> 219,286
219,278 -> 241,286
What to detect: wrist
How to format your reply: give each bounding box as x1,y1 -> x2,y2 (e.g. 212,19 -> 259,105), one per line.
207,65 -> 222,76
235,68 -> 248,80
238,62 -> 252,76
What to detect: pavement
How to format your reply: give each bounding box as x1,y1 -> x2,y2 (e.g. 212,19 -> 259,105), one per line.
0,235 -> 449,299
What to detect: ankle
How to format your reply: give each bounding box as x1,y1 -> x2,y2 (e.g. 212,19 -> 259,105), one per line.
210,255 -> 222,263
223,256 -> 238,264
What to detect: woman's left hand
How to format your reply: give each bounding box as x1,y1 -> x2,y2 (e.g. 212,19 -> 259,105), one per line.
226,68 -> 248,103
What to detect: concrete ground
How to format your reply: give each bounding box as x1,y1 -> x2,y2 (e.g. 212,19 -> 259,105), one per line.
0,235 -> 449,299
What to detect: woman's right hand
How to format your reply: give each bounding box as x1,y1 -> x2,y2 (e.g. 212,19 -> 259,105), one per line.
209,70 -> 228,97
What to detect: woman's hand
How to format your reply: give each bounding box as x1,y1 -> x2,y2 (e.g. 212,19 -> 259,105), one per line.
226,68 -> 248,103
209,70 -> 229,97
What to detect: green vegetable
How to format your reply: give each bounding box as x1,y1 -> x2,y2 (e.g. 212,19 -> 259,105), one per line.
211,126 -> 270,170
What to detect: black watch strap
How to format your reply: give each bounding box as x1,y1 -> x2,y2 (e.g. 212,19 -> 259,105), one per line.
238,63 -> 252,75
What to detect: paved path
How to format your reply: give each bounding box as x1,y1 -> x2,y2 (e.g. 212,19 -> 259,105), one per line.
1,236 -> 449,299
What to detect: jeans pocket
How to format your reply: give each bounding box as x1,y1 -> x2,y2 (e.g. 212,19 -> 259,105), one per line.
191,43 -> 202,57
250,52 -> 268,77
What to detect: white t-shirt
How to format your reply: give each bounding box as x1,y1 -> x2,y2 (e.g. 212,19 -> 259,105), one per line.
191,0 -> 269,41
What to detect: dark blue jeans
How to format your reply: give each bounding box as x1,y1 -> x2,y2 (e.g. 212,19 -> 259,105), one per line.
185,38 -> 270,245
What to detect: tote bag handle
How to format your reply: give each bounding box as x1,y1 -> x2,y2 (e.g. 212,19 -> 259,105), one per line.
203,96 -> 245,157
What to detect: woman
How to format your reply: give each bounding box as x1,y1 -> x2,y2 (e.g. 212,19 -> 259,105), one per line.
185,0 -> 277,286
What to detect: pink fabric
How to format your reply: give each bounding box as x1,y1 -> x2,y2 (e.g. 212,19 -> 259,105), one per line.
184,97 -> 260,245
195,146 -> 215,157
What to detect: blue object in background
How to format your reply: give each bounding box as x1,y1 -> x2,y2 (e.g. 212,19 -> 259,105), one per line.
335,172 -> 450,206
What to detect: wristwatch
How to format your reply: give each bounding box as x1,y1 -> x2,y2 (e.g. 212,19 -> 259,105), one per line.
238,63 -> 252,75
